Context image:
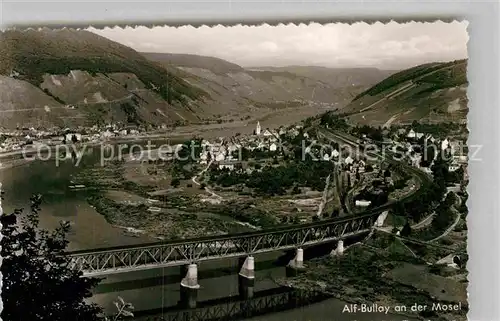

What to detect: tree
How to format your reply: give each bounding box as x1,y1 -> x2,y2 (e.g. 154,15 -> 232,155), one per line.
1,194 -> 103,321
71,134 -> 78,144
400,221 -> 412,237
171,178 -> 181,188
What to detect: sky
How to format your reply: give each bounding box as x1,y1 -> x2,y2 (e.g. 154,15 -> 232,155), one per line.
89,21 -> 468,70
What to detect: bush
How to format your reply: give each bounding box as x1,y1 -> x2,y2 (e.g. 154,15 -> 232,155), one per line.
171,178 -> 181,188
1,194 -> 103,320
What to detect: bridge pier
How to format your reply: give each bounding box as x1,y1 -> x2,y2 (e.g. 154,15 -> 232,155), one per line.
375,211 -> 389,227
287,248 -> 306,277
238,274 -> 255,299
180,263 -> 200,289
330,240 -> 344,256
179,264 -> 199,308
239,255 -> 255,280
288,248 -> 304,269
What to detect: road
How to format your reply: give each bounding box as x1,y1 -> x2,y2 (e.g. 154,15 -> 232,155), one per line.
428,212 -> 461,242
191,159 -> 223,201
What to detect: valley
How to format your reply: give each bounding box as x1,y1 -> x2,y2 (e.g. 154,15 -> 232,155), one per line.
0,23 -> 470,321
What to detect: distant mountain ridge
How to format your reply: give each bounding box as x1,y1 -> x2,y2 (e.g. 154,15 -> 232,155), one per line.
143,52 -> 392,116
249,65 -> 396,89
141,52 -> 244,74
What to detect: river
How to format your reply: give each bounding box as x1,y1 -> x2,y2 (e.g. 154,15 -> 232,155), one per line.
0,141 -> 418,321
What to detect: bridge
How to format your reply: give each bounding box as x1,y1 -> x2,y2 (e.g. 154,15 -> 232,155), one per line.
69,210 -> 385,277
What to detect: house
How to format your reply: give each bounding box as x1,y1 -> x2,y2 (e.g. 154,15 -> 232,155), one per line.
449,141 -> 462,155
421,167 -> 433,175
410,154 -> 422,168
218,163 -> 235,171
262,129 -> 273,137
426,134 -> 436,143
407,129 -> 416,138
269,143 -> 278,152
214,152 -> 225,162
101,130 -> 113,140
448,163 -> 461,172
345,156 -> 354,165
441,138 -> 449,151
454,155 -> 468,164
199,152 -> 208,164
331,149 -> 340,158
358,160 -> 366,173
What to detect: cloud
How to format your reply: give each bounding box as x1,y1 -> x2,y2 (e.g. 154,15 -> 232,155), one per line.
88,21 -> 468,70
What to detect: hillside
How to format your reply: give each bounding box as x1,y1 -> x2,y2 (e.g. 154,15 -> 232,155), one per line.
0,29 -> 209,128
250,66 -> 395,89
341,60 -> 468,126
141,52 -> 244,75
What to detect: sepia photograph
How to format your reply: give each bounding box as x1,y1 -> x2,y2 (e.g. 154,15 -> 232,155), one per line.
0,21 -> 469,321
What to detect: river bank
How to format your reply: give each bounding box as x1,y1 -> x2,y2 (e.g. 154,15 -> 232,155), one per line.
276,233 -> 468,321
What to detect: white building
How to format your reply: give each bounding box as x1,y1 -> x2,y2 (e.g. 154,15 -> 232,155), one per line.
449,141 -> 462,155
65,133 -> 82,142
269,143 -> 278,152
215,152 -> 225,162
410,154 -> 422,168
263,129 -> 273,137
255,121 -> 261,136
454,155 -> 468,164
331,149 -> 340,158
101,130 -> 113,140
345,156 -> 354,165
441,138 -> 449,151
355,200 -> 371,207
407,129 -> 416,138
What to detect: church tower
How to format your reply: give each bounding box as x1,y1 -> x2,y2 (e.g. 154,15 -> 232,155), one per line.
255,121 -> 261,135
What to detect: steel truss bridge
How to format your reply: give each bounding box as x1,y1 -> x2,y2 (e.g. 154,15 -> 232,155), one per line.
68,211 -> 381,276
68,128 -> 432,277
134,288 -> 330,321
